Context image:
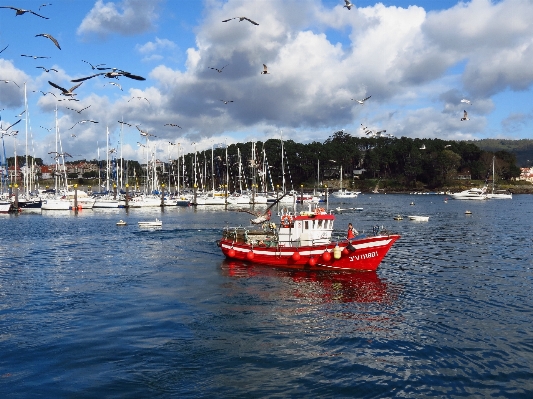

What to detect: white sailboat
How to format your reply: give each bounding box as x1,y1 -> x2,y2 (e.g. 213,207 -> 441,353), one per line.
331,166 -> 360,198
486,156 -> 512,199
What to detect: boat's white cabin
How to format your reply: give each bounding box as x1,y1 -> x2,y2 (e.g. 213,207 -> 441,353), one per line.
278,207 -> 334,247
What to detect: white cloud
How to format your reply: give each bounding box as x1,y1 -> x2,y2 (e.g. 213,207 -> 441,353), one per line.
77,0 -> 162,39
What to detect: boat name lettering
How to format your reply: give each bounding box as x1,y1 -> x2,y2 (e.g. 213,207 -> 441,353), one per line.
350,251 -> 378,261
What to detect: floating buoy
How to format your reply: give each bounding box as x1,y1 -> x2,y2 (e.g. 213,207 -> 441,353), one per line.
228,248 -> 236,258
333,245 -> 342,260
246,250 -> 254,260
292,252 -> 301,261
410,202 -> 415,206
322,251 -> 331,262
465,210 -> 472,215
308,257 -> 316,266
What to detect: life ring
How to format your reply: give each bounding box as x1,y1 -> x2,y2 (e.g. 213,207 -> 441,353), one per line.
315,207 -> 325,214
281,214 -> 293,227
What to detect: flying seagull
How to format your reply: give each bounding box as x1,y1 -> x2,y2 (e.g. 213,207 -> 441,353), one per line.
444,144 -> 452,148
220,100 -> 234,104
21,54 -> 50,59
40,126 -> 52,132
82,60 -> 107,70
16,110 -> 25,117
460,99 -> 472,105
48,151 -> 72,159
164,123 -> 182,128
208,64 -> 228,73
48,80 -> 83,96
66,105 -> 91,114
1,79 -> 19,87
0,119 -> 21,133
69,120 -> 98,130
0,45 -> 8,54
352,95 -> 371,104
118,121 -> 133,127
35,33 -> 61,50
0,6 -> 49,19
419,144 -> 426,150
222,16 -> 259,25
460,110 -> 469,121
105,82 -> 122,90
261,64 -> 270,74
39,3 -> 52,11
136,125 -> 156,137
71,134 -> 76,138
71,68 -> 145,83
36,66 -> 58,73
344,0 -> 354,10
238,194 -> 286,224
128,96 -> 150,104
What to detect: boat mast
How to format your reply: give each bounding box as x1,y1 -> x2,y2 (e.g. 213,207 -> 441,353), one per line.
24,82 -> 28,196
280,131 -> 285,193
106,126 -> 110,192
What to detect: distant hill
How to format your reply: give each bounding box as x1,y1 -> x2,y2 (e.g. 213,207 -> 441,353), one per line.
466,139 -> 533,167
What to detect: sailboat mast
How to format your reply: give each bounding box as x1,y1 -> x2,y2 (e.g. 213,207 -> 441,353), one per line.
281,131 -> 285,193
24,82 -> 28,195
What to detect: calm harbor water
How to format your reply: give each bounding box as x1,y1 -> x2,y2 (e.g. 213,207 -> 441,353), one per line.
1,194 -> 532,398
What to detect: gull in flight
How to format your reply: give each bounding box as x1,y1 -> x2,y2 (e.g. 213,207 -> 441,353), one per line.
66,105 -> 91,114
0,6 -> 49,19
82,60 -> 107,70
0,119 -> 21,133
222,16 -> 259,25
0,45 -> 8,54
105,82 -> 122,90
48,81 -> 83,96
118,121 -> 133,127
48,151 -> 72,159
344,0 -> 354,10
461,99 -> 471,105
460,110 -> 469,121
261,64 -> 270,74
36,66 -> 58,73
164,123 -> 182,129
39,3 -> 52,11
21,54 -> 49,59
71,134 -> 76,137
40,126 -> 52,132
208,64 -> 228,73
69,120 -> 98,130
37,91 -> 56,97
220,100 -> 234,104
444,144 -> 452,148
128,96 -> 150,104
16,110 -> 25,117
35,33 -> 61,50
352,95 -> 371,105
1,79 -> 20,87
136,125 -> 156,137
419,144 -> 426,150
71,68 -> 145,82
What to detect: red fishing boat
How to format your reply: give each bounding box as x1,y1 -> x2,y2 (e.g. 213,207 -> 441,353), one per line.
218,207 -> 400,272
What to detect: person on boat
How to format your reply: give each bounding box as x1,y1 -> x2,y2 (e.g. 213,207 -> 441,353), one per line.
347,223 -> 358,240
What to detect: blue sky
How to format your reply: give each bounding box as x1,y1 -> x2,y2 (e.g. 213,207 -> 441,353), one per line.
1,0 -> 532,164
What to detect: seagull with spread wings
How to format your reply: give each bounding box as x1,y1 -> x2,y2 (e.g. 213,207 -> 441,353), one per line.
0,6 -> 49,19
352,95 -> 371,105
164,123 -> 182,129
220,100 -> 234,104
48,81 -> 83,97
1,79 -> 19,87
128,96 -> 150,104
208,64 -> 229,73
35,33 -> 61,50
105,82 -> 122,90
344,0 -> 354,10
136,125 -> 156,137
261,64 -> 270,74
82,60 -> 107,70
0,119 -> 21,133
21,54 -> 49,59
69,120 -> 98,130
222,16 -> 259,25
118,121 -> 133,127
36,66 -> 58,73
0,45 -> 8,54
71,68 -> 145,83
66,105 -> 91,114
460,110 -> 470,121
461,99 -> 472,105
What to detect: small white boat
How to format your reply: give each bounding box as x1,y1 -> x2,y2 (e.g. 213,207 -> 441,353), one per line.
116,220 -> 127,226
138,218 -> 162,227
408,215 -> 429,222
465,210 -> 472,215
393,215 -> 403,220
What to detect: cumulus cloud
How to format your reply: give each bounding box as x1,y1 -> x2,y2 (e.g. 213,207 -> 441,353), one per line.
77,0 -> 161,39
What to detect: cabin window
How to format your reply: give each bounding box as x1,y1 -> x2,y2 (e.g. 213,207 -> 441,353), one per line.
304,221 -> 309,230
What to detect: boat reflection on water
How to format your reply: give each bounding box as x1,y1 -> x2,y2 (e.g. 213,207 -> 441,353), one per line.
220,260 -> 398,304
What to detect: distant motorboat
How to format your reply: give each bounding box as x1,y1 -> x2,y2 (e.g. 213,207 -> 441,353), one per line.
138,218 -> 162,228
116,220 -> 127,226
449,187 -> 488,200
408,215 -> 429,222
393,215 -> 403,220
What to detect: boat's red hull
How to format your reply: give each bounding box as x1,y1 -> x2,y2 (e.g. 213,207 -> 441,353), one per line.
219,234 -> 400,272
